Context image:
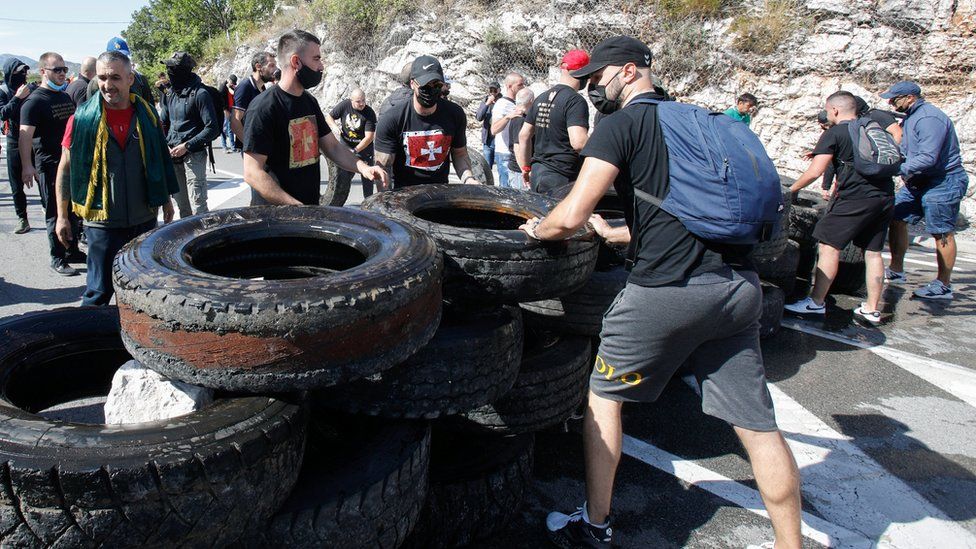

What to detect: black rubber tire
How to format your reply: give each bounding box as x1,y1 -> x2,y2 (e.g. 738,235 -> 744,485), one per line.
467,147 -> 494,186
788,190 -> 827,246
593,189 -> 629,269
0,307 -> 307,548
757,239 -> 800,296
749,189 -> 792,264
319,158 -> 350,206
113,206 -> 443,392
760,282 -> 785,340
319,304 -> 524,419
454,330 -> 592,435
830,243 -> 867,296
520,265 -> 628,337
252,413 -> 430,548
362,185 -> 599,303
404,431 -> 534,548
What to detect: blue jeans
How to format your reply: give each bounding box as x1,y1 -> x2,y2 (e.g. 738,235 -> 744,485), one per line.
495,152 -> 512,188
894,170 -> 969,235
483,142 -> 495,168
82,219 -> 157,306
221,118 -> 233,149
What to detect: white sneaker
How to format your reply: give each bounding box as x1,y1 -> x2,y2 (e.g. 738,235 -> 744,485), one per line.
884,268 -> 907,284
784,296 -> 826,315
853,303 -> 882,325
746,543 -> 775,549
913,280 -> 953,300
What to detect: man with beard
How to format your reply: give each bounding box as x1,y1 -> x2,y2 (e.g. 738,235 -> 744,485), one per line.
882,81 -> 969,300
54,50 -> 178,306
374,55 -> 476,189
520,36 -> 801,549
20,52 -> 85,276
327,88 -> 378,199
159,52 -> 218,218
231,51 -> 277,146
242,30 -> 386,205
0,58 -> 33,233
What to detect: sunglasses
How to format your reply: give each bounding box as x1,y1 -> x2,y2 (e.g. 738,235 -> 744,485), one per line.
44,66 -> 69,74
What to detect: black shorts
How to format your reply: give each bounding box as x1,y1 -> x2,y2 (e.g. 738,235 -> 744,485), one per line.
812,195 -> 894,252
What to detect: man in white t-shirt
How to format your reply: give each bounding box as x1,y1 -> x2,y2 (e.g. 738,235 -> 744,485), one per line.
489,72 -> 525,188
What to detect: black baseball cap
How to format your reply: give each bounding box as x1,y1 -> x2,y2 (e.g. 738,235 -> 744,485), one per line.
489,81 -> 501,90
163,52 -> 196,69
570,35 -> 652,78
410,55 -> 445,86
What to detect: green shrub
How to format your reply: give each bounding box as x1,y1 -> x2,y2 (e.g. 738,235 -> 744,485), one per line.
729,0 -> 799,55
311,0 -> 416,56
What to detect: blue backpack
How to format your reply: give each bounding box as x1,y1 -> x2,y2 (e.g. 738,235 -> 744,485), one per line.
628,98 -> 782,244
846,117 -> 902,178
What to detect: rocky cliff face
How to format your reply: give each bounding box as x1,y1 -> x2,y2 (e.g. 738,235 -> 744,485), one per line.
205,0 -> 976,221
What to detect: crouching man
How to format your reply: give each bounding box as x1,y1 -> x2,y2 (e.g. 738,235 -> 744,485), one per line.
55,50 -> 179,306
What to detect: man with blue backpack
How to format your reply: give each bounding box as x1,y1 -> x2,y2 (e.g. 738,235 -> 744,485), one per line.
519,35 -> 800,549
785,91 -> 899,324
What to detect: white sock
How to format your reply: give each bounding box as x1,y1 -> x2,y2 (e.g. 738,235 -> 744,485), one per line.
581,502 -> 609,528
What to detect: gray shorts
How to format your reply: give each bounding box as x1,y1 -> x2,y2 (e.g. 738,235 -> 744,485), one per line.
593,268 -> 777,432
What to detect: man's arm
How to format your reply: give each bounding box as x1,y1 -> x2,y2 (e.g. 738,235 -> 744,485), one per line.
490,109 -> 517,136
54,147 -> 73,246
517,121 -> 535,184
568,125 -> 588,152
18,125 -> 37,187
320,133 -> 388,188
0,84 -> 29,121
374,151 -> 394,192
522,156 -> 619,240
355,130 -> 375,153
231,109 -> 246,142
475,98 -> 492,122
182,91 -> 217,152
789,154 -> 833,193
242,151 -> 302,205
325,113 -> 342,137
900,117 -> 947,179
450,147 -> 477,184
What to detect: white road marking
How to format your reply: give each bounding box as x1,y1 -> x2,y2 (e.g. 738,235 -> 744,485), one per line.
782,319 -> 976,408
621,435 -> 873,548
157,174 -> 251,222
881,252 -> 971,273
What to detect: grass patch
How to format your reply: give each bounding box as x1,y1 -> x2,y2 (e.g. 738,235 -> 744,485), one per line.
729,0 -> 800,55
311,0 -> 416,57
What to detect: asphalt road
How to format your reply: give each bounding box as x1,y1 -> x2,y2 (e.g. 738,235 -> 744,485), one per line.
1,148 -> 975,548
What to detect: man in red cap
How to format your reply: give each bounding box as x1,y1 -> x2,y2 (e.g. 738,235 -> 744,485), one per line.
515,49 -> 591,198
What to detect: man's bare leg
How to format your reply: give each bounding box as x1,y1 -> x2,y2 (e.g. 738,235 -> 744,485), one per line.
810,243 -> 841,305
934,232 -> 956,286
887,220 -> 909,273
734,427 -> 802,549
584,391 -> 623,524
864,250 -> 884,311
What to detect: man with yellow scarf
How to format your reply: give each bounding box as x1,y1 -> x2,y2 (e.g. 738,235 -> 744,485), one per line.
54,50 -> 179,306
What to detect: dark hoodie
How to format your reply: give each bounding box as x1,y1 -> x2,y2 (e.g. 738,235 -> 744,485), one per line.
0,58 -> 30,143
159,73 -> 217,152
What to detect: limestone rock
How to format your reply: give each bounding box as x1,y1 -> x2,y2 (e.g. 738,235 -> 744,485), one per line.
104,360 -> 214,425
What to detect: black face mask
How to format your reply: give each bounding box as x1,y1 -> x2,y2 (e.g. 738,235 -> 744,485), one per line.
587,69 -> 625,115
166,67 -> 192,89
416,85 -> 440,108
296,62 -> 323,89
9,70 -> 27,91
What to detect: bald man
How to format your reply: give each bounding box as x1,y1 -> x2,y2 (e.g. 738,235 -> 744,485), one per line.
327,88 -> 378,199
66,56 -> 97,109
490,71 -> 526,188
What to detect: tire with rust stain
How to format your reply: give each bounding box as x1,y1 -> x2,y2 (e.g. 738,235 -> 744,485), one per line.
113,206 -> 443,392
0,307 -> 307,548
362,185 -> 599,303
320,304 -> 523,418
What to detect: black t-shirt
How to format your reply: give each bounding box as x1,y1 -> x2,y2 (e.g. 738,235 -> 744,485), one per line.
21,87 -> 75,167
233,76 -> 263,115
812,120 -> 895,200
507,115 -> 525,173
65,77 -> 89,109
375,98 -> 467,188
243,85 -> 331,205
582,92 -> 747,287
526,84 -> 589,178
329,99 -> 377,159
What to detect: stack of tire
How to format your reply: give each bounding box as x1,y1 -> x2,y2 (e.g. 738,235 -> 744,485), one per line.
787,183 -> 867,298
0,187 -> 598,548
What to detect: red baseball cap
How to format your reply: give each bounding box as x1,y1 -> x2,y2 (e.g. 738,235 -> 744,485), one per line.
560,49 -> 590,71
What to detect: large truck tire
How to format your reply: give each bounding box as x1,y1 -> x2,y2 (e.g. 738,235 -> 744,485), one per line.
520,265 -> 628,337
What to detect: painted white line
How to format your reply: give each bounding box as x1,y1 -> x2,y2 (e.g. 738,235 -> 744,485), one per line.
881,253 -> 971,273
621,435 -> 872,548
156,177 -> 252,222
781,319 -> 976,408
214,168 -> 243,179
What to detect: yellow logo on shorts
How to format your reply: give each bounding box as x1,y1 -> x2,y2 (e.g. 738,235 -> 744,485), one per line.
594,355 -> 643,385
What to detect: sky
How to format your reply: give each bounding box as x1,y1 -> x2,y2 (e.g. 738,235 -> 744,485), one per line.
0,1 -> 150,64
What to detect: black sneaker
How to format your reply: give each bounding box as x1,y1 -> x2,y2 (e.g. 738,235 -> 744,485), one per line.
547,507 -> 612,548
51,259 -> 79,277
66,249 -> 88,264
13,218 -> 29,234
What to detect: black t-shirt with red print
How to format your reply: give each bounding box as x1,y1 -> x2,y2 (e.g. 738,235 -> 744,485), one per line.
375,97 -> 467,188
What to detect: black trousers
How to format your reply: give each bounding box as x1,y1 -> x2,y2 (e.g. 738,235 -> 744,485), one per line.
37,162 -> 81,263
530,163 -> 575,199
4,139 -> 27,219
82,219 -> 157,306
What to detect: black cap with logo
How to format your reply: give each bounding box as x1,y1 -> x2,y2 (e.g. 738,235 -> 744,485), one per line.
570,36 -> 652,78
163,52 -> 197,69
410,55 -> 445,86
